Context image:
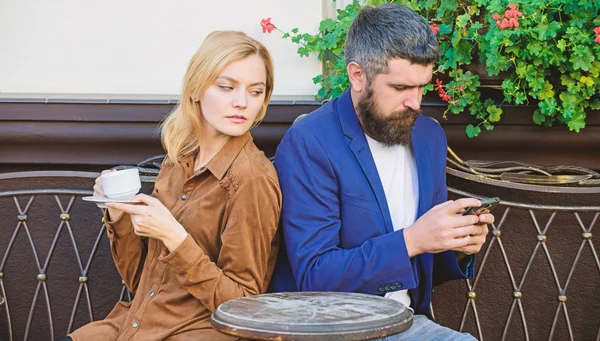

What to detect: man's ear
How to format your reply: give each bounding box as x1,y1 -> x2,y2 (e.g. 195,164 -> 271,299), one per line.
347,62 -> 367,93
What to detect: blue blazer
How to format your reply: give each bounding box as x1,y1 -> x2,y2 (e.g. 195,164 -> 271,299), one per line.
268,89 -> 473,318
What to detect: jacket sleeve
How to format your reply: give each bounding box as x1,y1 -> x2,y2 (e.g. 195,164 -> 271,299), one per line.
104,210 -> 147,294
432,128 -> 475,286
275,127 -> 416,295
158,174 -> 281,313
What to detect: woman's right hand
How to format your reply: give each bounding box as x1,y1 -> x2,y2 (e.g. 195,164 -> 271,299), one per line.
94,169 -> 124,221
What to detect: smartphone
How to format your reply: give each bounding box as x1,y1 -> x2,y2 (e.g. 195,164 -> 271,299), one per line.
463,197 -> 500,216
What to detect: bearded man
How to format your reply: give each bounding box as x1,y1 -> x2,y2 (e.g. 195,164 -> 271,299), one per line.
268,3 -> 494,340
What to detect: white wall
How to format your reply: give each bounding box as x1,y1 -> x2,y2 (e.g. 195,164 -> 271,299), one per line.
0,0 -> 324,96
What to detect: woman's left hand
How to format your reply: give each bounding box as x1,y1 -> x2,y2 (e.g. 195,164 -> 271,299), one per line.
106,194 -> 188,252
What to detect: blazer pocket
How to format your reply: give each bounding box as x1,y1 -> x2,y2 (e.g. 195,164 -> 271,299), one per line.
340,191 -> 381,213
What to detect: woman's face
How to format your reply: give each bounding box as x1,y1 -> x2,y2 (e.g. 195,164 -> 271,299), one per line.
199,54 -> 268,139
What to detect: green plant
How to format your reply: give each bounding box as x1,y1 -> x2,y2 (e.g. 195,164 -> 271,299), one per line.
262,0 -> 600,137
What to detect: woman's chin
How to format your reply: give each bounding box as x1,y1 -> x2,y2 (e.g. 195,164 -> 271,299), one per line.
218,125 -> 251,137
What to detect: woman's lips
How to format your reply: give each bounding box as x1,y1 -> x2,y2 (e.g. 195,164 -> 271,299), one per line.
227,115 -> 247,124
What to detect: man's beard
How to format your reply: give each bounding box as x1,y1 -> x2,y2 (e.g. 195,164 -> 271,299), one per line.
356,87 -> 421,147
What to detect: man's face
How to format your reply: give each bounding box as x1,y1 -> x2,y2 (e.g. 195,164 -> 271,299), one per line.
356,58 -> 433,146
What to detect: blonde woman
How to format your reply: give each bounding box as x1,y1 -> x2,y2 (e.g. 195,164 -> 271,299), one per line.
66,31 -> 281,341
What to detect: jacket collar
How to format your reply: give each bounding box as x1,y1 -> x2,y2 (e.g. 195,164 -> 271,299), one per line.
178,132 -> 252,180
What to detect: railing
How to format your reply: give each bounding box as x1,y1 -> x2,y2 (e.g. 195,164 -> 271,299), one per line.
437,150 -> 600,341
0,155 -> 162,341
1,153 -> 599,341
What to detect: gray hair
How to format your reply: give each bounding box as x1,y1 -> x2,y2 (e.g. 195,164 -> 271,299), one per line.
344,3 -> 439,79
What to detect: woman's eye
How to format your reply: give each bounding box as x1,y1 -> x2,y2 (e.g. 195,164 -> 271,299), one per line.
250,91 -> 264,96
218,85 -> 233,91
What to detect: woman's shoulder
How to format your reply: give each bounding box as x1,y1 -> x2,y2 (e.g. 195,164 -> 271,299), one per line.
228,141 -> 279,187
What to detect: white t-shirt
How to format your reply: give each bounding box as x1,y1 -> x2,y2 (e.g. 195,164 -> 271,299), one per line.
365,134 -> 419,308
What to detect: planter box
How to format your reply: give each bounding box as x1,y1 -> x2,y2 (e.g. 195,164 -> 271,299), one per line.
0,94 -> 599,170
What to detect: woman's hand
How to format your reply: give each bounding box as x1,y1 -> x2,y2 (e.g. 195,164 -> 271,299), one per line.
93,169 -> 124,221
106,194 -> 188,252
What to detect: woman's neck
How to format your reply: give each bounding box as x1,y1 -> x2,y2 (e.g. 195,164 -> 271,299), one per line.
194,132 -> 231,172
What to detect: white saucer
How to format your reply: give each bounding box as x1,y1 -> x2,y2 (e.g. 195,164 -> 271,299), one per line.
82,196 -> 142,209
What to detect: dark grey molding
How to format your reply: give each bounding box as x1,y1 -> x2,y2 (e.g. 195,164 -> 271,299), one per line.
0,93 -> 321,106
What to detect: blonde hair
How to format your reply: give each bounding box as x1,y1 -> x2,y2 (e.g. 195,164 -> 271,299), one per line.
160,31 -> 274,164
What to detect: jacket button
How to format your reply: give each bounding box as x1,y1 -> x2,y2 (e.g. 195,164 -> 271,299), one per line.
384,285 -> 392,291
394,282 -> 402,288
132,322 -> 139,328
378,286 -> 386,292
181,195 -> 187,201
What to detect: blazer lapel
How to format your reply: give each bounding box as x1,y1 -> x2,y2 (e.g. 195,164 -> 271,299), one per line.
411,115 -> 433,218
336,90 -> 395,233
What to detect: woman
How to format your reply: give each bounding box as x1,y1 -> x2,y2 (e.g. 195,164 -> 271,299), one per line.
67,31 -> 281,340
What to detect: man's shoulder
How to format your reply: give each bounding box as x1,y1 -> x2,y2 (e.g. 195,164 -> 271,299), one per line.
283,100 -> 342,141
416,115 -> 445,136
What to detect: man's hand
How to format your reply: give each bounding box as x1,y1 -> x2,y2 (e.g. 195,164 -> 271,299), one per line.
403,198 -> 484,258
453,212 -> 493,255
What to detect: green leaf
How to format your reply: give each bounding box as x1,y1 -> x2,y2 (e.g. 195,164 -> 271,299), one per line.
568,111 -> 586,132
533,109 -> 546,125
530,78 -> 545,92
291,28 -> 299,34
456,14 -> 471,28
539,98 -> 558,115
571,46 -> 595,71
536,21 -> 561,41
591,99 -> 600,110
423,83 -> 434,94
557,39 -> 567,51
579,76 -> 595,87
514,92 -> 527,105
438,23 -> 452,35
528,42 -> 543,56
436,0 -> 458,17
424,0 -> 438,9
486,105 -> 503,122
466,124 -> 481,138
560,92 -> 578,109
539,82 -> 555,100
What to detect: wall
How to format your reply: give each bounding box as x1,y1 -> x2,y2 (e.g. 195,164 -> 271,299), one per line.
0,0 -> 324,96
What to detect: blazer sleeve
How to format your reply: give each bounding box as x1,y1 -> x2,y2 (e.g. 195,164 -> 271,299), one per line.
275,127 -> 416,295
432,127 -> 475,286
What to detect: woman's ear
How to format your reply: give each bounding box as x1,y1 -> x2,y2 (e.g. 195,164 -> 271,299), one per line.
347,62 -> 367,93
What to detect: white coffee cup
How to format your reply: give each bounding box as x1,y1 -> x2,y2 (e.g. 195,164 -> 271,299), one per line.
100,168 -> 141,199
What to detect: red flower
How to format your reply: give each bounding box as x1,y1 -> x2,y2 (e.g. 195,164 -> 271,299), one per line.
594,27 -> 600,35
495,4 -> 522,29
504,4 -> 523,19
260,17 -> 276,34
430,23 -> 440,36
434,79 -> 452,103
595,35 -> 600,44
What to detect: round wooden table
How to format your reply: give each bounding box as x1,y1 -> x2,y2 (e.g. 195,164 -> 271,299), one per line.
211,292 -> 413,341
